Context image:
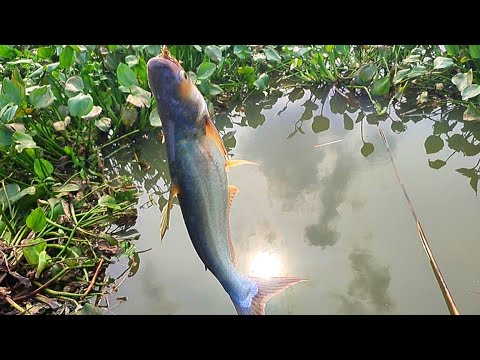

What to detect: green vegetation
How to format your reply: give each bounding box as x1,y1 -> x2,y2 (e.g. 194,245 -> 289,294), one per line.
1,44 -> 479,315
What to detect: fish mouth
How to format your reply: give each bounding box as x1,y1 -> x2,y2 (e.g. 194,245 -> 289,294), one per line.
147,46 -> 183,75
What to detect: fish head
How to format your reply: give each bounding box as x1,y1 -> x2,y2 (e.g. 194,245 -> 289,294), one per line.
147,47 -> 207,127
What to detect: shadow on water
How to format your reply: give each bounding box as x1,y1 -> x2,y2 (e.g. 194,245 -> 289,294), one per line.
103,84 -> 480,314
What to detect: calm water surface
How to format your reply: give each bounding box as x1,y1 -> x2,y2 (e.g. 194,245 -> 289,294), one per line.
105,86 -> 480,315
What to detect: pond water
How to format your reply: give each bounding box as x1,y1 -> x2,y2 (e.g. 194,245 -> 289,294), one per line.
105,86 -> 480,315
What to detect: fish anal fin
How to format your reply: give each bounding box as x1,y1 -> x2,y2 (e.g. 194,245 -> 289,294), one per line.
226,159 -> 259,172
227,184 -> 239,212
160,184 -> 180,241
226,184 -> 240,267
205,116 -> 227,157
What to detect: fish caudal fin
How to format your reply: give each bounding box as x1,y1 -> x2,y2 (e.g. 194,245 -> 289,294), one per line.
235,276 -> 307,315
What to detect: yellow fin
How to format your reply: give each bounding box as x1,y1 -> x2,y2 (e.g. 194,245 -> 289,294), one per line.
227,184 -> 239,212
226,159 -> 259,172
160,184 -> 180,241
227,185 -> 239,267
205,116 -> 227,157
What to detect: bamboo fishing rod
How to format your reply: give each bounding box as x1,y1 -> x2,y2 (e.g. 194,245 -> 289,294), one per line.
378,128 -> 460,315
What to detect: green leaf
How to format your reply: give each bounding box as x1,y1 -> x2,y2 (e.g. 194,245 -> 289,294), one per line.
463,103 -> 480,121
209,84 -> 223,96
68,93 -> 93,117
0,104 -> 18,122
98,195 -> 119,209
433,120 -> 456,134
34,158 -> 54,180
433,56 -> 454,69
238,66 -> 255,76
37,46 -> 55,59
0,45 -> 15,59
371,77 -> 391,96
358,64 -> 377,83
335,45 -> 350,55
233,45 -> 251,59
95,117 -> 111,132
0,183 -> 20,205
12,67 -> 25,89
52,183 -> 80,192
452,70 -> 473,92
12,131 -> 37,153
312,115 -> 330,133
120,107 -> 137,127
197,62 -> 216,80
265,48 -> 282,62
456,167 -> 476,177
188,71 -> 197,83
361,142 -> 374,157
204,45 -> 222,62
2,78 -> 24,105
254,73 -> 269,91
447,134 -> 464,152
65,76 -> 84,94
75,303 -> 104,315
424,135 -> 444,154
5,186 -> 35,205
444,45 -> 459,56
469,45 -> 480,59
0,126 -> 13,146
393,69 -> 411,84
409,66 -> 427,78
126,86 -> 152,108
81,105 -> 102,120
343,114 -> 354,130
29,85 -> 55,109
461,84 -> 480,101
456,167 -> 480,194
46,62 -> 59,73
149,108 -> 161,127
23,239 -> 47,265
125,55 -> 139,67
147,45 -> 162,56
117,63 -> 138,87
26,208 -> 47,233
35,250 -> 51,279
428,159 -> 446,169
391,121 -> 407,133
60,46 -> 75,69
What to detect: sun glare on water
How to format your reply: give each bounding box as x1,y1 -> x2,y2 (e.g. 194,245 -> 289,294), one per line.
250,251 -> 283,278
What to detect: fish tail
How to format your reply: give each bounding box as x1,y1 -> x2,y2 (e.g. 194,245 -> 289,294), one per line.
234,276 -> 307,315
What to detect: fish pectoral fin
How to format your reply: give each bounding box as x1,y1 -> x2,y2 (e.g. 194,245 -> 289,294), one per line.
227,184 -> 239,212
225,159 -> 259,172
160,184 -> 180,241
205,115 -> 227,157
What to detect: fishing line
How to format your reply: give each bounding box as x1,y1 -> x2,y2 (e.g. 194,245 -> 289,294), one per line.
379,128 -> 460,315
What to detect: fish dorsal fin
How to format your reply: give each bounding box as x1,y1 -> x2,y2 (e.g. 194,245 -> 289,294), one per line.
227,184 -> 239,212
227,184 -> 239,267
205,115 -> 227,158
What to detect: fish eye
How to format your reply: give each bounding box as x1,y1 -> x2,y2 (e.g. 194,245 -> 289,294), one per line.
181,70 -> 189,81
